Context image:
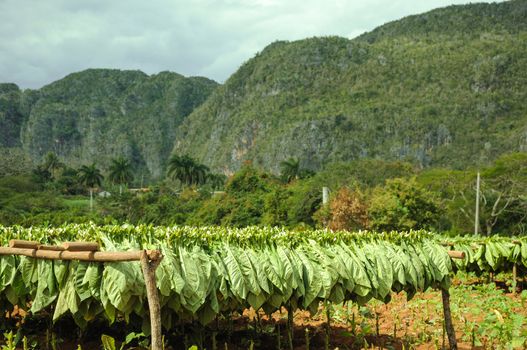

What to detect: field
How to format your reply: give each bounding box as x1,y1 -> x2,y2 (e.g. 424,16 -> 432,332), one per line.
0,225 -> 526,349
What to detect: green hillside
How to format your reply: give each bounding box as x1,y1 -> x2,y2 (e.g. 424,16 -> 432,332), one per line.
0,83 -> 27,148
174,0 -> 527,173
1,69 -> 218,180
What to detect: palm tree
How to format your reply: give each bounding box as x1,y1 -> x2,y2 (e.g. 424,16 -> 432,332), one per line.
43,152 -> 64,179
207,173 -> 227,190
280,157 -> 300,183
167,154 -> 186,185
191,163 -> 210,186
77,163 -> 104,210
108,157 -> 133,195
167,154 -> 209,187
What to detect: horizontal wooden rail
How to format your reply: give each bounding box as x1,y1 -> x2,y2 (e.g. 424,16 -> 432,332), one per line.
0,244 -> 163,350
9,240 -> 39,249
62,242 -> 99,251
0,247 -> 161,262
447,250 -> 465,259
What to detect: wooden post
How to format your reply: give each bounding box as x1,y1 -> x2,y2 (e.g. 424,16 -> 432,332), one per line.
322,187 -> 329,206
512,264 -> 517,295
140,250 -> 163,350
441,287 -> 457,350
475,171 -> 480,235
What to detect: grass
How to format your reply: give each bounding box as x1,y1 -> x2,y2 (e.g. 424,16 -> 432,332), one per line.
62,197 -> 90,208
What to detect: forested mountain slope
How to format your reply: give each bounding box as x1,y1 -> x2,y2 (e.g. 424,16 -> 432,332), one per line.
174,0 -> 527,173
0,70 -> 218,179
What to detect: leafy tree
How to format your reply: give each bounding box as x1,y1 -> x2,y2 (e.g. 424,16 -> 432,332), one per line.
478,153 -> 527,235
369,177 -> 441,231
262,187 -> 290,226
77,163 -> 104,210
108,157 -> 134,195
316,187 -> 369,231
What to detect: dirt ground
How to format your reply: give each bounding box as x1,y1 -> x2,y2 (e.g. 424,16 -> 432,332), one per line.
2,275 -> 526,349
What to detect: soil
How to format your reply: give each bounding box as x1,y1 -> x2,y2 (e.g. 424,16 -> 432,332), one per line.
1,275 -> 526,349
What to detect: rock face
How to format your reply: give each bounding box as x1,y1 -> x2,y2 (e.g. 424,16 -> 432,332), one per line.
2,1 -> 527,178
2,69 -> 217,181
174,0 -> 527,173
0,83 -> 27,148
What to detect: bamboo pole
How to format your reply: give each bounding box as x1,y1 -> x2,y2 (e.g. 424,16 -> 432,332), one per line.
140,250 -> 163,350
441,287 -> 458,350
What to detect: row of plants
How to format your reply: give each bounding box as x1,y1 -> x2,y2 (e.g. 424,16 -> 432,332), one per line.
440,235 -> 527,274
0,225 -> 452,333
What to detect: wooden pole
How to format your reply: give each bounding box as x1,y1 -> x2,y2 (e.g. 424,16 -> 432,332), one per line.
322,187 -> 329,206
140,250 -> 163,350
441,287 -> 458,350
62,242 -> 100,251
447,251 -> 465,259
512,264 -> 517,295
0,246 -> 159,262
475,172 -> 480,235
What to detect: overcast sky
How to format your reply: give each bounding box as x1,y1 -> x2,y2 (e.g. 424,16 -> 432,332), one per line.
0,0 -> 501,89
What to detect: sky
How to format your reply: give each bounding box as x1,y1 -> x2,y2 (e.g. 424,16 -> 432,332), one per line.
0,0 -> 501,89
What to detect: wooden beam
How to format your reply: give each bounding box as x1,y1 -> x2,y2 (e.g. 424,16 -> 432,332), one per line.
0,247 -> 159,262
62,242 -> 100,251
38,245 -> 65,251
9,240 -> 39,249
447,250 -> 465,259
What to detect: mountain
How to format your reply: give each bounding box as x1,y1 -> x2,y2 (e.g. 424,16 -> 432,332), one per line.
174,0 -> 527,173
0,69 -> 218,180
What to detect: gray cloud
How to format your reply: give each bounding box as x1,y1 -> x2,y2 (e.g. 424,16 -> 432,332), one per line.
0,0 -> 501,89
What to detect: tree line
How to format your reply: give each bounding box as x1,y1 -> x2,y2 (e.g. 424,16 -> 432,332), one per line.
4,151 -> 526,235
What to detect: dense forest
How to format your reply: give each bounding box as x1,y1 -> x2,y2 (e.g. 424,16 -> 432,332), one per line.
1,151 -> 526,236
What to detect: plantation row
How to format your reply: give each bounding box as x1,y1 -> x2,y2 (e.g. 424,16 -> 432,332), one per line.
0,224 -> 453,330
443,235 -> 527,274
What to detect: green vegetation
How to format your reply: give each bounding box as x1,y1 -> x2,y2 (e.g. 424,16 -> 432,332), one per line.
108,157 -> 134,195
0,225 -> 451,329
0,152 -> 525,235
1,2 -> 526,348
1,225 -> 527,348
0,70 -> 218,182
77,163 -> 104,210
167,154 -> 210,187
175,0 -> 527,173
